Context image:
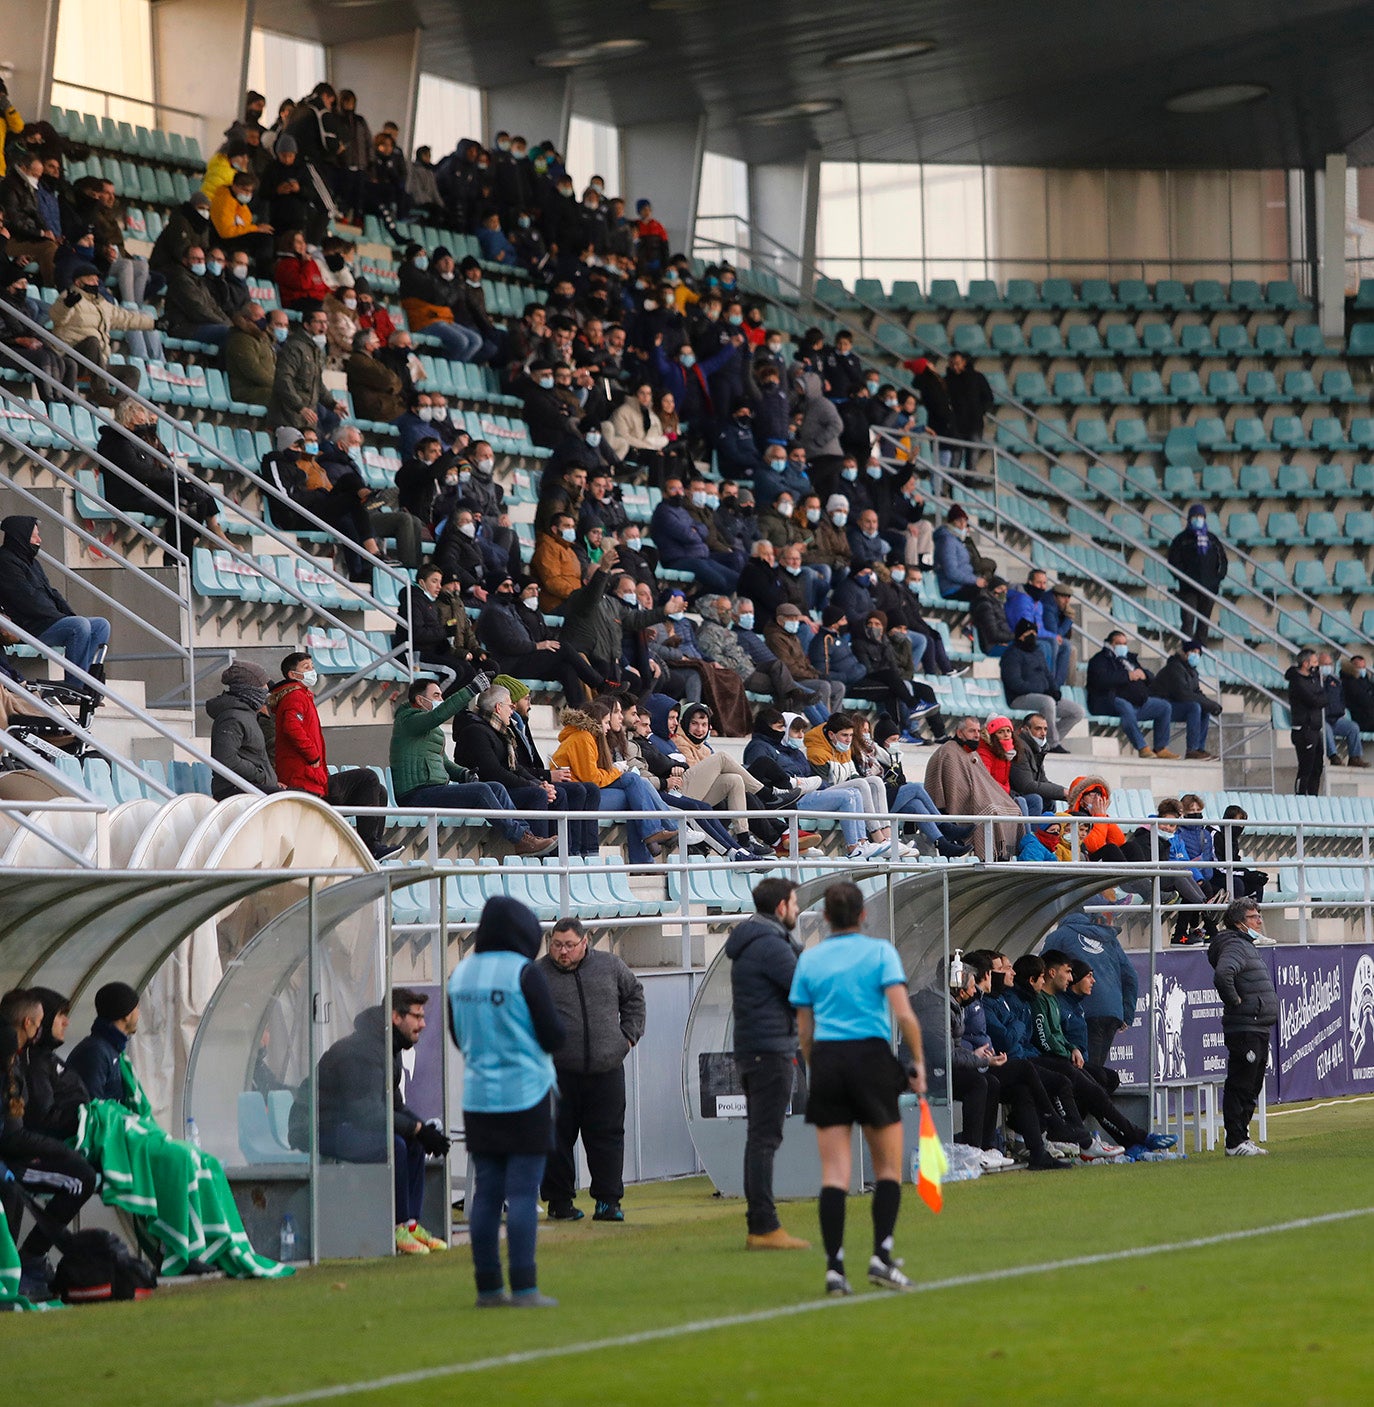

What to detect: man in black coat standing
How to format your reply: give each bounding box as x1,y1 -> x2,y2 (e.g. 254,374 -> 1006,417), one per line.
945,351 -> 995,468
536,916 -> 645,1223
1208,899 -> 1278,1156
1167,503 -> 1228,646
1285,648 -> 1327,795
724,877 -> 810,1251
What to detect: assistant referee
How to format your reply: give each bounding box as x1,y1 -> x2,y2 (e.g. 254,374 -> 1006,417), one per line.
789,880 -> 926,1296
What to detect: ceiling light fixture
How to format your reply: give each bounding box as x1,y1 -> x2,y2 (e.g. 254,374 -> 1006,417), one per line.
1165,82 -> 1269,114
534,38 -> 649,69
828,38 -> 937,67
744,98 -> 842,124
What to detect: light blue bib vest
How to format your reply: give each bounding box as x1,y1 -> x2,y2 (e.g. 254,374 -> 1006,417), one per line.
448,950 -> 556,1113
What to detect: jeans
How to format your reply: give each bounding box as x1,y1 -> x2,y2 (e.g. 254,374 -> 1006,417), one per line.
538,780 -> 601,854
38,614 -> 110,684
1039,639 -> 1072,689
110,253 -> 150,304
541,1066 -> 627,1208
122,327 -> 164,361
668,556 -> 738,594
1168,700 -> 1206,753
891,781 -> 947,845
469,1152 -> 546,1294
1221,1031 -> 1270,1149
1112,694 -> 1173,752
737,1051 -> 794,1235
179,322 -> 232,348
398,780 -> 528,841
427,319 -> 483,362
1326,716 -> 1363,760
599,771 -> 676,862
799,785 -> 868,848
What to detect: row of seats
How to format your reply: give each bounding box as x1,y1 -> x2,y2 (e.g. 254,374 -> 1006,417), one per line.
822,275 -> 1309,315
1012,367 -> 1361,408
1000,412 -> 1365,461
880,318 -> 1337,363
47,106 -> 204,170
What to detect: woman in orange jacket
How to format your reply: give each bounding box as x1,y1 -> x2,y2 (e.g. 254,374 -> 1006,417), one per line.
551,699 -> 677,861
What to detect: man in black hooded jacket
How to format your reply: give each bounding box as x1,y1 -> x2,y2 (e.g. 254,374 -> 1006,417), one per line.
724,877 -> 809,1252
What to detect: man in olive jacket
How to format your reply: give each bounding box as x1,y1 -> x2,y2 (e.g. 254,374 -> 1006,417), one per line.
536,916 -> 645,1223
1208,897 -> 1278,1156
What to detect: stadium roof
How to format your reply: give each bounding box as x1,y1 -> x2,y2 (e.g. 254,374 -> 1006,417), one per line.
264,0 -> 1374,169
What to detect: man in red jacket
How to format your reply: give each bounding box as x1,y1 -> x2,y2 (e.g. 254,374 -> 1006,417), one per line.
269,650 -> 397,859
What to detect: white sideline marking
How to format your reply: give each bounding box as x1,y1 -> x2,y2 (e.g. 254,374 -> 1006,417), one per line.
1269,1095 -> 1374,1118
226,1206 -> 1374,1407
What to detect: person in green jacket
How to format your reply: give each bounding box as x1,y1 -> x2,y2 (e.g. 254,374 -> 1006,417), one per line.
1026,952 -> 1164,1157
388,675 -> 556,854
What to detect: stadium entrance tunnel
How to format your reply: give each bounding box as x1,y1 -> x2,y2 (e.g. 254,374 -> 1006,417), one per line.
682,864 -> 1147,1199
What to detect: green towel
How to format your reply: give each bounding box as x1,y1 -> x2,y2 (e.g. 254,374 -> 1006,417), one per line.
0,1200 -> 20,1304
72,1056 -> 293,1281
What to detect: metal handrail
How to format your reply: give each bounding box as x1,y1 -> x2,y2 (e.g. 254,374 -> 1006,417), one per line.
1,301 -> 412,621
0,611 -> 264,801
874,428 -> 1289,711
0,308 -> 416,680
694,224 -> 1347,672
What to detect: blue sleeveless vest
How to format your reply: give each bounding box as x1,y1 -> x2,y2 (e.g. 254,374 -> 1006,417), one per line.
447,950 -> 556,1113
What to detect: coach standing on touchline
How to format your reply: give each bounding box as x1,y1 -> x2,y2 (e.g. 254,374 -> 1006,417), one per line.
725,877 -> 810,1252
537,916 -> 645,1224
1208,898 -> 1278,1157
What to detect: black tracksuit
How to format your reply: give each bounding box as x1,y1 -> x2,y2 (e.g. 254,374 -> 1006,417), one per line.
1209,928 -> 1279,1148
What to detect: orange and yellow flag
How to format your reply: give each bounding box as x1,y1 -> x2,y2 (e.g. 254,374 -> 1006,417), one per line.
916,1096 -> 948,1213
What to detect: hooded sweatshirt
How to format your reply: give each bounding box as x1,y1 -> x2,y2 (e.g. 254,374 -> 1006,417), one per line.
551,707 -> 622,788
21,987 -> 90,1140
0,513 -> 75,635
447,896 -> 564,1121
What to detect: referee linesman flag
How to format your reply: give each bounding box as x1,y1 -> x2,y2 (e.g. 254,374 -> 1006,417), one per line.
917,1096 -> 947,1213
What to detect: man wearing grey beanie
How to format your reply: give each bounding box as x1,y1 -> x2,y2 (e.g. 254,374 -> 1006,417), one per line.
207,660 -> 280,800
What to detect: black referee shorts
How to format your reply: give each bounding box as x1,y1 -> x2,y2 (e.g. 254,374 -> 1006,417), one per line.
805,1037 -> 902,1129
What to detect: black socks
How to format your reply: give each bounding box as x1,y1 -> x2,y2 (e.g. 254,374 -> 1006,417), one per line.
871,1179 -> 901,1264
818,1185 -> 846,1272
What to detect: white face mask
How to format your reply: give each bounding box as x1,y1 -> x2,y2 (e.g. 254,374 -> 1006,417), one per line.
298,669 -> 318,688
522,595 -> 541,611
562,527 -> 577,543
342,296 -> 356,309
891,568 -> 906,583
619,592 -> 638,606
232,264 -> 249,280
776,502 -> 794,518
586,432 -> 602,448
832,512 -> 848,528
806,508 -> 821,524
458,522 -> 476,539
783,619 -> 800,634
621,537 -> 640,551
311,332 -> 327,348
417,407 -> 433,422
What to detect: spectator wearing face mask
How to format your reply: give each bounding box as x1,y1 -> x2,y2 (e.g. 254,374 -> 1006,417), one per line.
224,302 -> 283,407
931,506 -> 985,602
344,328 -> 404,421
762,604 -> 845,715
1009,715 -> 1070,811
1342,654 -> 1374,735
1166,503 -> 1227,647
532,512 -> 586,611
1150,640 -> 1222,761
207,661 -> 279,798
433,507 -> 489,601
48,266 -> 156,378
1087,631 -> 1178,760
923,717 -> 1022,862
160,244 -> 231,347
978,715 -> 1038,815
267,302 -> 339,432
267,651 -> 396,859
209,170 -> 274,275
1315,650 -> 1366,769
845,508 -> 888,573
1001,619 -> 1084,751
476,576 -> 605,705
393,561 -> 485,686
717,399 -> 767,477
203,247 -> 253,322
751,443 -> 812,512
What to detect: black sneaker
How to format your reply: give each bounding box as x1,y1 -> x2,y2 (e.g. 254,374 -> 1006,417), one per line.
936,837 -> 973,858
592,1200 -> 624,1222
546,1202 -> 585,1221
1028,1151 -> 1076,1170
867,1255 -> 913,1291
368,842 -> 403,862
825,1268 -> 853,1297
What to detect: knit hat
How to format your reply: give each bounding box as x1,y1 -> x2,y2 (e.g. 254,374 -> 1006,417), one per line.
94,981 -> 140,1023
493,674 -> 530,704
276,427 -> 303,451
276,134 -> 298,155
821,605 -> 847,627
222,661 -> 269,689
825,493 -> 849,512
1186,502 -> 1206,520
636,199 -> 651,213
987,715 -> 1013,734
431,245 -> 453,263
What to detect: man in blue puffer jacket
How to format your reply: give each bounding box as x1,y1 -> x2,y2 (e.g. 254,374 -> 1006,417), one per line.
1042,909 -> 1139,1068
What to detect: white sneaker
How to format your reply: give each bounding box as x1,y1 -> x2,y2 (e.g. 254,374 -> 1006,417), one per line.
1080,1133 -> 1125,1160
848,841 -> 886,860
898,841 -> 923,859
1046,1140 -> 1080,1159
978,1149 -> 1015,1171
1225,1139 -> 1269,1156
1251,935 -> 1277,947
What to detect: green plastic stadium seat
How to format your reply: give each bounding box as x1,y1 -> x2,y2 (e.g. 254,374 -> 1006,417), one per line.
1027,325 -> 1065,357
1116,279 -> 1153,310
889,281 -> 925,311
1228,280 -> 1265,311
1194,417 -> 1235,453
966,279 -> 1005,310
1039,278 -> 1077,309
1310,418 -> 1350,453
1206,369 -> 1248,403
1050,370 -> 1091,404
1179,324 -> 1221,358
1215,324 -> 1253,358
1013,371 -> 1053,404
1168,370 -> 1208,404
1154,279 -> 1190,310
1131,370 -> 1169,403
1322,369 -> 1362,403
1275,464 -> 1314,498
1264,280 -> 1304,310
928,279 -> 964,309
1066,325 -> 1108,358
1281,370 -> 1322,403
1004,278 -> 1046,310
1314,462 -> 1352,497
989,322 -> 1028,356
1104,323 -> 1141,356
1140,322 -> 1178,356
1244,370 -> 1283,403
1292,324 -> 1326,357
1253,324 -> 1291,358
1080,279 -> 1121,311
1091,370 -> 1132,403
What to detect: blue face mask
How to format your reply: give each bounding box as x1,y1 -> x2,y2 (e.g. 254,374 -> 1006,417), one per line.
680,353 -> 696,368
190,261 -> 207,277
538,375 -> 554,390
621,537 -> 640,551
866,464 -> 882,480
727,313 -> 743,326
737,613 -> 754,631
1186,651 -> 1200,667
207,259 -> 223,277
783,618 -> 800,634
413,254 -> 429,271
272,325 -> 288,343
842,466 -> 858,481
1191,516 -> 1206,530
1113,643 -> 1129,659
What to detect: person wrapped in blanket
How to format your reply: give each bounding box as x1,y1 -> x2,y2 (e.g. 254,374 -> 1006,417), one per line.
40,983 -> 291,1280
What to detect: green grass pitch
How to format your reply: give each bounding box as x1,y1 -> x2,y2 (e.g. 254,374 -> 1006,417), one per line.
6,1099 -> 1373,1406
